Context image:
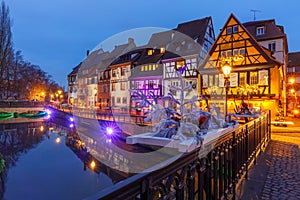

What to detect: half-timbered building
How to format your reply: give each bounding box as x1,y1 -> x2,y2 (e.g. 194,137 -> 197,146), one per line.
162,17 -> 215,102
198,14 -> 282,116
98,39 -> 136,110
129,48 -> 164,111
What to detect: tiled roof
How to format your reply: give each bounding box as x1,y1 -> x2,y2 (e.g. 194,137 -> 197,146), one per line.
176,17 -> 211,44
288,52 -> 300,67
68,62 -> 81,76
243,19 -> 285,41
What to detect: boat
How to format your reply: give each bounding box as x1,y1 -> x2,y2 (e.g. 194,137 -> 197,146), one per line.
18,111 -> 48,119
0,112 -> 14,120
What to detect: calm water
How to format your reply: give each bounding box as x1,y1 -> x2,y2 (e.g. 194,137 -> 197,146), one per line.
0,119 -> 125,200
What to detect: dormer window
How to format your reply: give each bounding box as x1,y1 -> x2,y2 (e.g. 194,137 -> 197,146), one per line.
147,49 -> 154,55
256,26 -> 265,36
160,47 -> 165,53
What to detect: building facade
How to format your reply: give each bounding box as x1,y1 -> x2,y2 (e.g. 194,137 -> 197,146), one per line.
199,14 -> 282,117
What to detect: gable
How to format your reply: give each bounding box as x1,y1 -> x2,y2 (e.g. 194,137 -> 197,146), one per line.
199,14 -> 281,72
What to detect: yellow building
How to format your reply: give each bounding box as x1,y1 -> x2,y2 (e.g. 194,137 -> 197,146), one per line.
198,14 -> 283,117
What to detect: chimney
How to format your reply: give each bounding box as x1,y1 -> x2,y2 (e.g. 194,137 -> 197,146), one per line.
128,37 -> 134,44
86,50 -> 90,56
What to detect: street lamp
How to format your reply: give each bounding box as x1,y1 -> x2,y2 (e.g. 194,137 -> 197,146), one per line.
222,61 -> 232,120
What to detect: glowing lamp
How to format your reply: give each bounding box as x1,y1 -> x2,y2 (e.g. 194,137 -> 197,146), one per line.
69,117 -> 74,122
222,62 -> 232,77
46,109 -> 52,115
40,126 -> 44,132
69,124 -> 74,128
106,127 -> 113,135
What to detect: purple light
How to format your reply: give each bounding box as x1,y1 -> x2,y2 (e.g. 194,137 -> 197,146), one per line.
46,109 -> 52,115
106,139 -> 112,143
69,124 -> 74,128
106,127 -> 113,135
69,117 -> 74,122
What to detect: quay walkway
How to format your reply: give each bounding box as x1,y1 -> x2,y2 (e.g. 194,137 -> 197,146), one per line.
238,128 -> 300,199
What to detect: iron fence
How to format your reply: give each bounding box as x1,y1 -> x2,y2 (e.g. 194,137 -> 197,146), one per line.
87,111 -> 270,200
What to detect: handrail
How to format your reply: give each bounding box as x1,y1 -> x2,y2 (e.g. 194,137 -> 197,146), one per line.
87,111 -> 271,200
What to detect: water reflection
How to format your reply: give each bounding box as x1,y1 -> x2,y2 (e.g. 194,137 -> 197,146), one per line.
0,120 -> 126,200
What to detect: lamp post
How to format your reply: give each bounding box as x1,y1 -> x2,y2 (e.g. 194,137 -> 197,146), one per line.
222,62 -> 232,121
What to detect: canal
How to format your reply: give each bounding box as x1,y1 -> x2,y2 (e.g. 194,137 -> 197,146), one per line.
0,113 -> 180,200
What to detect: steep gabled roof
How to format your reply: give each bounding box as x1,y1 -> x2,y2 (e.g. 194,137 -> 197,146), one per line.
288,52 -> 300,67
176,17 -> 211,45
243,19 -> 286,41
68,62 -> 81,76
199,13 -> 281,73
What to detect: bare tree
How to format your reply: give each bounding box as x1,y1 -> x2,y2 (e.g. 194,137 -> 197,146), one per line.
0,0 -> 13,99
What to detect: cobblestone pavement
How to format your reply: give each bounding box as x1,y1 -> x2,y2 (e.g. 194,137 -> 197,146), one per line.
260,140 -> 300,200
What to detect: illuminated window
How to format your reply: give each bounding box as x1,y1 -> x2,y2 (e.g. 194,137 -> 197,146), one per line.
141,66 -> 144,71
145,65 -> 148,71
112,82 -> 116,91
239,72 -> 247,85
121,67 -> 126,76
120,82 -> 125,91
152,64 -> 156,70
215,75 -> 219,86
147,49 -> 154,55
256,26 -> 265,36
176,61 -> 185,70
250,71 -> 258,85
209,75 -> 214,86
160,47 -> 165,53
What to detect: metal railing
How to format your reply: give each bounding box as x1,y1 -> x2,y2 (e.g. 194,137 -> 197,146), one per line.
87,111 -> 271,200
0,100 -> 45,108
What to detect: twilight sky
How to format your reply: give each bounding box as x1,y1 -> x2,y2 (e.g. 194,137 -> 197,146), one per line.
6,0 -> 300,87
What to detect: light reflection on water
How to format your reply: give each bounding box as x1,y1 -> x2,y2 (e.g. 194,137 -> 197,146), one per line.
0,119 -> 124,200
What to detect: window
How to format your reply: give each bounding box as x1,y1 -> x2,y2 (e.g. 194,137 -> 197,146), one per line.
120,82 -> 126,91
112,97 -> 115,105
176,61 -> 185,70
227,27 -> 232,35
268,42 -> 276,51
147,49 -> 154,55
250,71 -> 258,85
176,46 -> 180,51
117,97 -> 121,104
112,82 -> 116,91
160,47 -> 165,53
141,66 -> 144,71
122,97 -> 127,104
149,81 -> 154,88
121,67 -> 126,76
240,48 -> 246,56
209,75 -> 214,87
145,65 -> 148,71
256,26 -> 265,36
233,25 -> 239,33
188,43 -> 193,49
239,72 -> 247,86
112,69 -> 117,77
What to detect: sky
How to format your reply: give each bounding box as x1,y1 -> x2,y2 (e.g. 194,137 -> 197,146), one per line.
6,0 -> 300,87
